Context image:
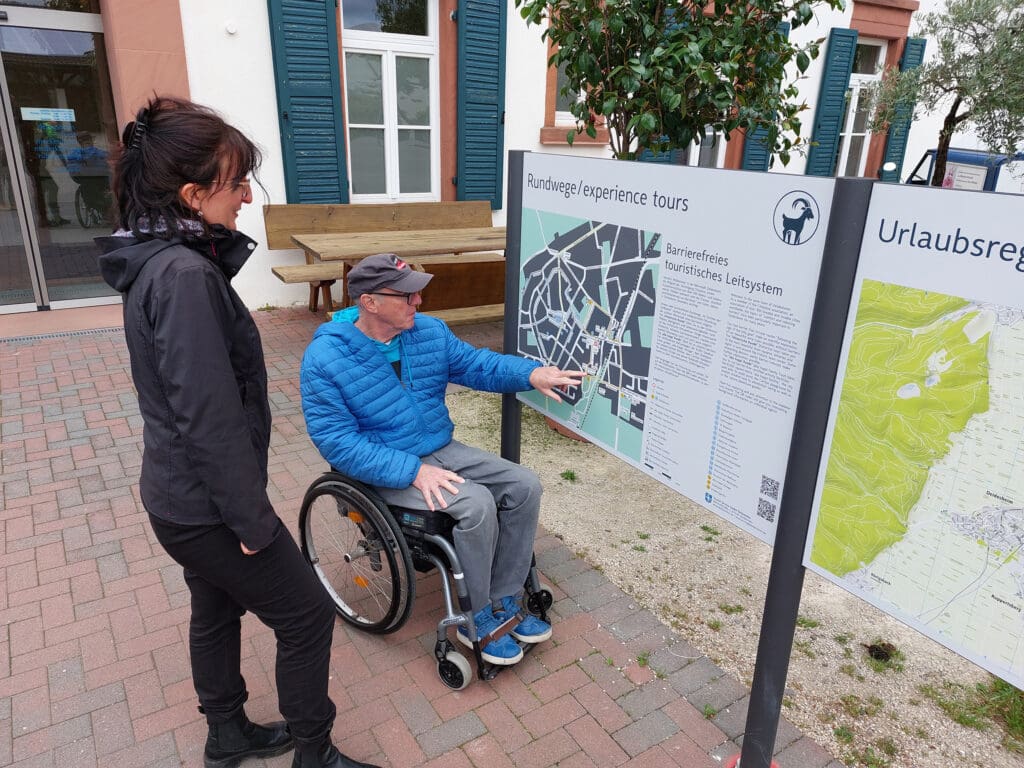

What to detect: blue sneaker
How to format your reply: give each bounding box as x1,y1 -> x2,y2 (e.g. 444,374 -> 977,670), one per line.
496,595 -> 552,644
457,606 -> 524,665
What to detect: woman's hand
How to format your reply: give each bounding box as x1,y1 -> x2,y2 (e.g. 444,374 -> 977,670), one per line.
240,542 -> 259,555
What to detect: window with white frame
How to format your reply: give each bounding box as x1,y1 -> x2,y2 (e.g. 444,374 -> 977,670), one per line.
554,60 -> 583,125
834,40 -> 886,177
686,129 -> 723,168
341,0 -> 439,200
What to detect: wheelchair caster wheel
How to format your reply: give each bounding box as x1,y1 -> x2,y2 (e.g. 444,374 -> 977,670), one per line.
526,583 -> 554,616
438,651 -> 472,690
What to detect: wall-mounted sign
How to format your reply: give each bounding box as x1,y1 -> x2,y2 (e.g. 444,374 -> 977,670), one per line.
20,107 -> 75,123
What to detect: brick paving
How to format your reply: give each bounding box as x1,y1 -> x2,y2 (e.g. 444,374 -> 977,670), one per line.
0,306 -> 842,768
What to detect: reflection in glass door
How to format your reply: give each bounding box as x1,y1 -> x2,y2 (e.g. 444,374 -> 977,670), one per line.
0,9 -> 119,311
0,125 -> 35,305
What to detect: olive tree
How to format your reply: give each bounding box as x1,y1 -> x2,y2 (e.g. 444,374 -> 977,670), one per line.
870,0 -> 1024,186
514,0 -> 844,162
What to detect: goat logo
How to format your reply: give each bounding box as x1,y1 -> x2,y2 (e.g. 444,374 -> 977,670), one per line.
773,191 -> 821,246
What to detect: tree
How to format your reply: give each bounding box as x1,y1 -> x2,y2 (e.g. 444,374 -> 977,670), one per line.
869,0 -> 1024,186
514,0 -> 844,162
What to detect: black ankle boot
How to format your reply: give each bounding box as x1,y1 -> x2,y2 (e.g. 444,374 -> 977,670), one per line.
204,708 -> 293,768
291,740 -> 380,768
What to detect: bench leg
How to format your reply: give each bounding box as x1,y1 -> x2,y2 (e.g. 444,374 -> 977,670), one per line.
321,281 -> 335,313
308,282 -> 319,313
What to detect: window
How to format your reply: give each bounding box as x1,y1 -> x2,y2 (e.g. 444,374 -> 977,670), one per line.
554,61 -> 582,125
541,44 -> 608,145
342,0 -> 427,34
687,129 -> 723,168
0,1 -> 99,9
341,0 -> 438,200
834,41 -> 886,177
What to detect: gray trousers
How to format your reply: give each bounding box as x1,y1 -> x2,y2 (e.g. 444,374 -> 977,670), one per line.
373,440 -> 542,614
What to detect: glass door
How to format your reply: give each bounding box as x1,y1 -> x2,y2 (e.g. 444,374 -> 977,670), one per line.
0,108 -> 36,306
0,3 -> 118,312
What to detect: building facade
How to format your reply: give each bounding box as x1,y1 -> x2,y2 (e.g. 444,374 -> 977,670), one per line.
0,0 -> 989,314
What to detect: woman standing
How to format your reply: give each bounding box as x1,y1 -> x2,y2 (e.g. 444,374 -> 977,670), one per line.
98,97 -> 377,768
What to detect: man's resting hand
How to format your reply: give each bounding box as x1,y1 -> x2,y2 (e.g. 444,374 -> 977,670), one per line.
412,463 -> 465,511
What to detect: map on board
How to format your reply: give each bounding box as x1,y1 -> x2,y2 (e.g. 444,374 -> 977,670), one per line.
807,279 -> 1024,682
517,210 -> 660,462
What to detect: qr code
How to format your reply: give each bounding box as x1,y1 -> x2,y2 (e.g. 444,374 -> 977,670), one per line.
760,474 -> 780,500
757,498 -> 776,523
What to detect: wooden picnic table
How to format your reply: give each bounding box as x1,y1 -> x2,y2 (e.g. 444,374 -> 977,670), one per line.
290,226 -> 507,263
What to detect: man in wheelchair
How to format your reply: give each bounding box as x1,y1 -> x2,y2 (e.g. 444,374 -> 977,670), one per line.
67,131 -> 111,224
301,253 -> 583,666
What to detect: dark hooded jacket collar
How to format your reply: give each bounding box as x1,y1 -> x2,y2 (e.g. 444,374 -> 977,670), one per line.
96,225 -> 257,293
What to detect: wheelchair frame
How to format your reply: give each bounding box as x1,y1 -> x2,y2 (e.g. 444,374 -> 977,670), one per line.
298,472 -> 553,689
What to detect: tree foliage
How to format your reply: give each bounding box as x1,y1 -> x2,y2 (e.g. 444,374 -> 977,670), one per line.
869,0 -> 1024,186
515,0 -> 844,162
375,0 -> 428,35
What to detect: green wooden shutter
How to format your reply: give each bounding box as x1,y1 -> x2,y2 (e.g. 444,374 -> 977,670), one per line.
637,148 -> 683,164
456,0 -> 507,210
879,37 -> 927,182
741,22 -> 790,172
267,0 -> 349,203
806,27 -> 858,177
741,128 -> 771,171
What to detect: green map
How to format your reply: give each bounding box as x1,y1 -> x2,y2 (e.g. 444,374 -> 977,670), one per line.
809,279 -> 1024,683
516,210 -> 660,462
811,280 -> 991,575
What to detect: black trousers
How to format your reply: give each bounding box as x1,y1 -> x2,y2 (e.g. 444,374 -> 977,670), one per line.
150,514 -> 337,741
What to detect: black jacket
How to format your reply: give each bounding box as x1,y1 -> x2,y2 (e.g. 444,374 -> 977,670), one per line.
97,228 -> 281,550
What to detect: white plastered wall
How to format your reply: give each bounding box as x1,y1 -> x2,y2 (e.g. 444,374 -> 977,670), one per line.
174,0 -> 995,308
776,3 -> 853,177
176,1 -> 609,304
498,5 -> 612,226
178,0 -> 316,309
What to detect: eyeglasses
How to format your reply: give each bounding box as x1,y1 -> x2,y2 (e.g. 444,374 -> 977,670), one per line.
230,178 -> 252,195
213,177 -> 251,195
370,291 -> 419,305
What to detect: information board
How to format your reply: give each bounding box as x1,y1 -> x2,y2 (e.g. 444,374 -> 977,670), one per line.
804,183 -> 1024,688
515,152 -> 834,543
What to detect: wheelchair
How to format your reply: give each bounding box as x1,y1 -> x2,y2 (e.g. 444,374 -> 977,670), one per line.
298,472 -> 554,690
71,174 -> 112,229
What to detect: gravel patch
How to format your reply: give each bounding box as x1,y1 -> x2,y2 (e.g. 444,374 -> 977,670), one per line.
450,388 -> 1020,768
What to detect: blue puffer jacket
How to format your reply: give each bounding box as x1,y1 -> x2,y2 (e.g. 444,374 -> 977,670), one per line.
300,309 -> 540,489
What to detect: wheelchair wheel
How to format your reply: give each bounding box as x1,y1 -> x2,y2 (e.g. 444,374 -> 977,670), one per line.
438,651 -> 472,690
299,474 -> 415,634
74,187 -> 91,228
525,582 -> 554,617
74,187 -> 105,228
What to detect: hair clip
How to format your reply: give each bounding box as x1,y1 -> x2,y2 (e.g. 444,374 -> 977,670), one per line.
127,108 -> 150,151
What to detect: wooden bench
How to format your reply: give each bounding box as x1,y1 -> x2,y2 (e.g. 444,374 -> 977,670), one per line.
326,304 -> 505,326
264,201 -> 505,313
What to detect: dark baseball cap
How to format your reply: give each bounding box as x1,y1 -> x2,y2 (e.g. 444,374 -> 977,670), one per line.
347,253 -> 433,299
